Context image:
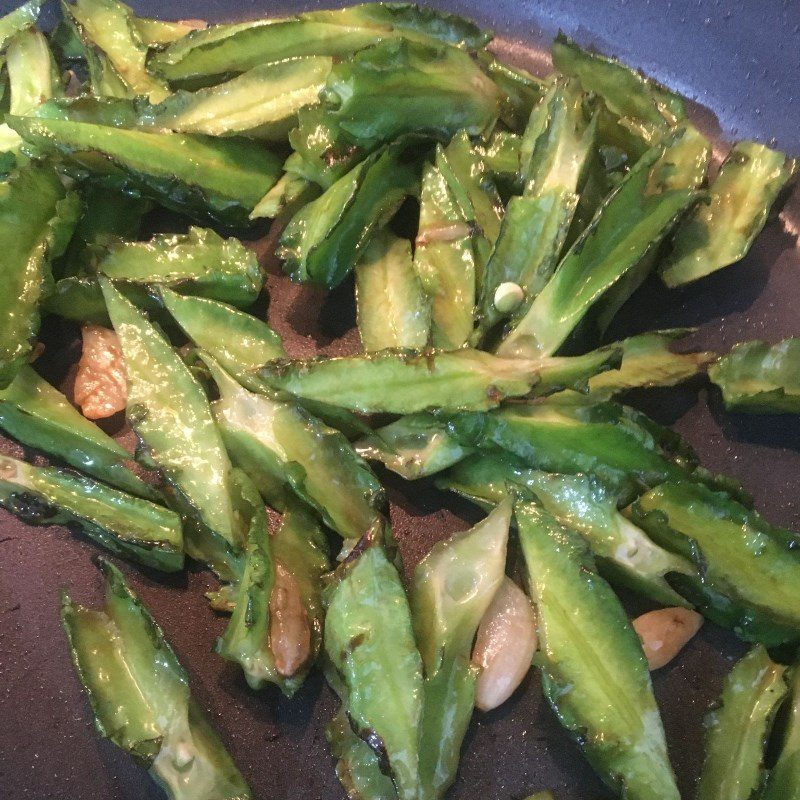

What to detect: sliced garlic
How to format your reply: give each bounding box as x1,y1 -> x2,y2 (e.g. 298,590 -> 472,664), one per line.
269,561 -> 311,677
74,324 -> 127,419
632,606 -> 703,670
472,577 -> 538,711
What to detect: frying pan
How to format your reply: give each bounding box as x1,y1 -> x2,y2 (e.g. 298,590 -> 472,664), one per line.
1,1 -> 798,798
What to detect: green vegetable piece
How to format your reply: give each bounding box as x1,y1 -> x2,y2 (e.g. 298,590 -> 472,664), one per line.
355,412 -> 473,480
498,136 -> 700,358
593,123 -> 711,334
414,161 -> 477,349
55,186 -> 153,279
516,501 -> 680,800
696,646 -> 788,800
132,16 -> 205,47
661,141 -> 796,286
480,190 -> 575,328
160,289 -> 366,439
205,355 -> 382,539
0,162 -> 79,387
709,338 -> 800,414
141,57 -> 333,140
0,453 -> 182,571
587,329 -> 715,399
279,142 -> 422,289
437,131 -> 504,268
319,39 -> 500,149
476,130 -> 522,189
148,2 -> 490,84
443,392 -> 691,504
63,0 -> 170,102
520,80 -> 596,198
150,19 -> 378,83
101,278 -> 249,580
477,51 -> 546,131
476,80 -> 596,339
356,231 -> 430,352
290,38 -> 500,186
308,3 -> 492,50
26,94 -> 140,126
216,502 -> 329,696
160,289 -> 285,379
94,226 -> 264,307
256,347 -> 619,415
0,0 -> 43,49
327,706 -> 397,800
629,480 -> 800,643
552,33 -> 685,147
7,113 -> 282,226
61,559 -> 251,798
411,500 -> 511,799
87,46 -> 133,98
0,26 -> 62,156
324,540 -> 424,800
763,664 -> 800,800
250,170 -> 318,221
440,454 -> 694,607
0,365 -> 157,500
43,275 -> 154,325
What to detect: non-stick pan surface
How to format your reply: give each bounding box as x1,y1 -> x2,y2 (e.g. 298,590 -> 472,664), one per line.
1,1 -> 799,798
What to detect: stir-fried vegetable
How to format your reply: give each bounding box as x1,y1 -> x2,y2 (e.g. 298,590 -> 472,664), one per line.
355,412 -> 473,480
414,160 -> 478,348
709,337 -> 800,413
442,392 -> 693,503
517,501 -> 680,800
289,38 -> 501,187
257,347 -> 619,414
0,162 -> 79,387
439,454 -> 695,606
763,664 -> 800,800
280,142 -> 423,288
216,502 -> 329,695
0,0 -> 43,49
8,110 -> 282,226
149,3 -> 489,83
497,135 -> 701,358
661,142 -> 796,287
552,33 -> 685,154
629,480 -> 800,645
324,534 -> 424,800
587,329 -> 715,399
61,559 -> 251,799
63,0 -> 170,102
0,26 -> 62,159
204,355 -> 383,538
410,500 -> 511,799
0,365 -> 156,499
696,646 -> 788,800
356,231 -> 430,351
142,57 -> 333,140
0,2 -> 797,797
0,453 -> 182,571
102,279 -> 254,581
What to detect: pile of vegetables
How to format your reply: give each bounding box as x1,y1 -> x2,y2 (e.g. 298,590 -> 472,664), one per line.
0,0 -> 798,798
